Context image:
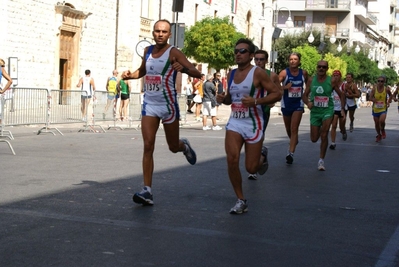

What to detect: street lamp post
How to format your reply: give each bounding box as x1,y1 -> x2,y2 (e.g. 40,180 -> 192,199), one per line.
259,1 -> 293,72
307,25 -> 336,52
336,38 -> 361,54
307,25 -> 361,55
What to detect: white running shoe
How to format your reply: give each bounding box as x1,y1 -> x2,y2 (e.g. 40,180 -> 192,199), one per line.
318,160 -> 325,171
229,199 -> 248,214
202,126 -> 211,131
212,125 -> 222,130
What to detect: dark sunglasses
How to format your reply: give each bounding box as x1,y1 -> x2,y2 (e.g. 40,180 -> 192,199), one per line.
254,57 -> 266,61
317,65 -> 328,69
377,80 -> 385,83
234,48 -> 249,55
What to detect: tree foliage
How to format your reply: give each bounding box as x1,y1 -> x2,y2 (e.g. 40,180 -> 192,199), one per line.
292,44 -> 321,76
182,17 -> 246,70
381,67 -> 398,86
273,31 -> 398,85
323,53 -> 348,78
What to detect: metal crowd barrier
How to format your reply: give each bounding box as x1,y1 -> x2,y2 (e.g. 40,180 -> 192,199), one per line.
0,95 -> 16,155
0,88 -> 189,138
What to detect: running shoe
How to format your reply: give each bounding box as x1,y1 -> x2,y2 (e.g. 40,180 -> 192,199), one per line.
212,125 -> 222,131
181,138 -> 197,165
286,153 -> 294,164
229,199 -> 248,214
318,160 -> 325,171
133,187 -> 153,205
202,126 -> 211,131
349,122 -> 354,132
342,133 -> 347,141
248,174 -> 257,180
375,134 -> 382,142
258,146 -> 269,175
329,144 -> 336,150
381,130 -> 386,139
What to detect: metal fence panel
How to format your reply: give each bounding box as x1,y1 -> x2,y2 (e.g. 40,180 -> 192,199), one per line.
50,89 -> 86,124
3,88 -> 48,126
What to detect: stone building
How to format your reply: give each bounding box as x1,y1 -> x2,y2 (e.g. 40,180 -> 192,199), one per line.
0,0 -> 266,93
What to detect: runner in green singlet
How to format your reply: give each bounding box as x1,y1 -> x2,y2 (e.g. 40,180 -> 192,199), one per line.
302,60 -> 345,171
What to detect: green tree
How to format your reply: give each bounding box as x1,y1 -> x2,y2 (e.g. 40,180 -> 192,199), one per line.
182,17 -> 246,70
323,53 -> 348,77
339,53 -> 360,77
292,44 -> 321,76
381,67 -> 399,86
273,31 -> 310,73
351,51 -> 380,85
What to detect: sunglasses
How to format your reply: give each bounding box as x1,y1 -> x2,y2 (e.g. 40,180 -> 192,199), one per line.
377,80 -> 385,83
254,57 -> 266,61
234,48 -> 249,55
317,65 -> 328,69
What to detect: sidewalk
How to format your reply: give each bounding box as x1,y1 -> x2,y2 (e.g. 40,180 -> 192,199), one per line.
182,102 -> 284,127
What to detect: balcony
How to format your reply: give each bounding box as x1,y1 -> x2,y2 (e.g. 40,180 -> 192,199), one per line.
336,28 -> 350,38
353,5 -> 377,25
305,0 -> 350,11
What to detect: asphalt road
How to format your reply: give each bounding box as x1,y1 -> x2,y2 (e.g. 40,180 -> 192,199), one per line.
0,104 -> 398,267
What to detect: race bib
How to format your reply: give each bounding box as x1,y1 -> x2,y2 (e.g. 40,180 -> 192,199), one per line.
288,87 -> 301,98
144,75 -> 162,92
375,101 -> 384,109
333,95 -> 340,105
231,102 -> 249,119
314,96 -> 329,108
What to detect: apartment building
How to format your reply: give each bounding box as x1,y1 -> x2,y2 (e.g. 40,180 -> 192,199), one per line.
263,0 -> 399,72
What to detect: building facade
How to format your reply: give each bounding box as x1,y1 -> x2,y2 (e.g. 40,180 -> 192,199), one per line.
0,0 -> 268,92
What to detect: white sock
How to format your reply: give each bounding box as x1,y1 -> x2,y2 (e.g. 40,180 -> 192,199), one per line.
144,186 -> 151,193
319,158 -> 324,163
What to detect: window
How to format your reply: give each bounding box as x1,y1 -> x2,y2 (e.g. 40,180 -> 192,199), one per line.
141,0 -> 149,17
231,0 -> 238,14
294,16 -> 305,28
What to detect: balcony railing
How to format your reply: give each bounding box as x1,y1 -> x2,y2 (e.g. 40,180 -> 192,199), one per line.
306,0 -> 350,10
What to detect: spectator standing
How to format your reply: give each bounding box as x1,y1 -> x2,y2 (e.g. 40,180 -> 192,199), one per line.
0,59 -> 13,125
213,72 -> 224,119
193,74 -> 205,122
183,77 -> 194,113
76,69 -> 96,122
117,79 -> 130,121
202,74 -> 222,131
103,70 -> 119,119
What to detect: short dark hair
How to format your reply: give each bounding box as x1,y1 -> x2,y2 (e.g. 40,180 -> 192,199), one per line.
346,72 -> 354,78
235,38 -> 256,53
254,50 -> 269,61
85,69 -> 91,75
